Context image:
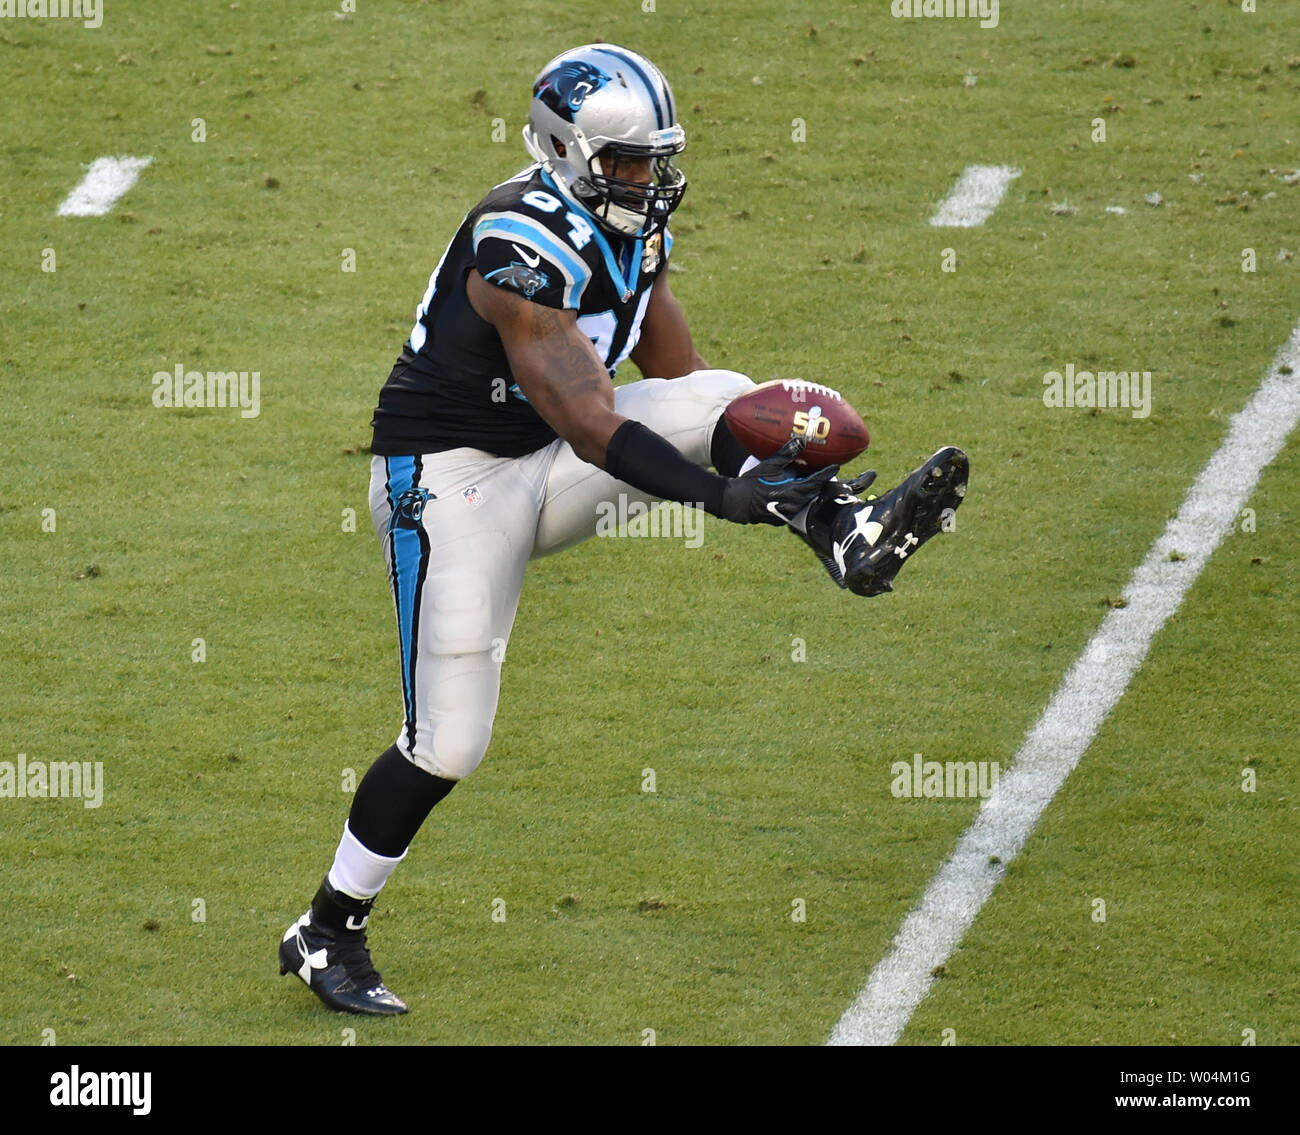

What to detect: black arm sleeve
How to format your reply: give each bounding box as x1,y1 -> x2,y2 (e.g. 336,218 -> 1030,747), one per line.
603,419 -> 728,518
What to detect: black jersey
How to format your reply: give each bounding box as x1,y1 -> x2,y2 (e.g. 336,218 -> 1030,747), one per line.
370,165 -> 673,458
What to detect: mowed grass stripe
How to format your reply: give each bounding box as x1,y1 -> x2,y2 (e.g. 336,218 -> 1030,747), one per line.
829,320 -> 1300,1047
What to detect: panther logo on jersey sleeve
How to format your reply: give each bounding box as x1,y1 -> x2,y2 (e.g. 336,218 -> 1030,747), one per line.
483,262 -> 549,299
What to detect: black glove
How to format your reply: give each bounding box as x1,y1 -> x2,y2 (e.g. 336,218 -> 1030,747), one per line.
719,437 -> 840,525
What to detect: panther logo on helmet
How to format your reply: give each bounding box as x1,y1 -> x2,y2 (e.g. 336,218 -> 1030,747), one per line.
535,61 -> 612,122
522,44 -> 688,241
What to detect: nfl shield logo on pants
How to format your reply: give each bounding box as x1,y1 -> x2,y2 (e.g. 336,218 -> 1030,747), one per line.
462,484 -> 484,508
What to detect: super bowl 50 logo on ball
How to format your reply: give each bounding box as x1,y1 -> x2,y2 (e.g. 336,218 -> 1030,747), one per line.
793,407 -> 832,444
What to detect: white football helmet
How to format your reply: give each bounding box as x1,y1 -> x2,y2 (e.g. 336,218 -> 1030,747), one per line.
522,44 -> 687,239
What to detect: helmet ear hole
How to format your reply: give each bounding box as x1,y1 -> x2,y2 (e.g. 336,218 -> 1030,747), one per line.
551,137 -> 566,158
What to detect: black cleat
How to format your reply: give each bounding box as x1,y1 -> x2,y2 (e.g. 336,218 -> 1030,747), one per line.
792,446 -> 968,597
279,881 -> 408,1016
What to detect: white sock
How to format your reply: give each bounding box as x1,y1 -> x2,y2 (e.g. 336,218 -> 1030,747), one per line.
327,822 -> 406,900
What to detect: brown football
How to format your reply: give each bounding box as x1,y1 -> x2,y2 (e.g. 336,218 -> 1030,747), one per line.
723,379 -> 870,469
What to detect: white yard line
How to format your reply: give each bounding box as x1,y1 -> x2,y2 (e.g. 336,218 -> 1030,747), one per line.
929,164 -> 1021,227
57,155 -> 154,217
829,319 -> 1300,1046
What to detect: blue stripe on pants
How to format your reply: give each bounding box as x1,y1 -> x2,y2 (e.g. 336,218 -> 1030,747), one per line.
384,456 -> 426,752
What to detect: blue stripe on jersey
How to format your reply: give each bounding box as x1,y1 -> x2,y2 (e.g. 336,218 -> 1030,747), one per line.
581,214 -> 636,301
629,238 -> 644,293
473,213 -> 591,308
600,47 -> 665,130
664,228 -> 674,259
385,457 -> 422,749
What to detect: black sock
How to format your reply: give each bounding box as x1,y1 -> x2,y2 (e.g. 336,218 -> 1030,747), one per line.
709,415 -> 752,477
347,744 -> 456,858
312,876 -> 374,933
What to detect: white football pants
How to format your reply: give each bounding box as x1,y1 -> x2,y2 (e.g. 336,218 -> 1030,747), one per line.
368,369 -> 754,780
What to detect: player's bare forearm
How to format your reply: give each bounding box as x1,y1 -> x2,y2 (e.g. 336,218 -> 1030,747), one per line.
467,269 -> 626,466
629,275 -> 708,378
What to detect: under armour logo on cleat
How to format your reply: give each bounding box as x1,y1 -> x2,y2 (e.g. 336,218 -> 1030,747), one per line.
298,946 -> 328,984
851,509 -> 884,548
292,920 -> 329,984
893,531 -> 919,559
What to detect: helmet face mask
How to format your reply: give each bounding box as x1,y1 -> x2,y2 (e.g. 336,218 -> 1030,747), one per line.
523,45 -> 687,241
582,145 -> 686,239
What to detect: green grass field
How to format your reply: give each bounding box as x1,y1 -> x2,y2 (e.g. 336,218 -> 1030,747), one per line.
2,0 -> 1297,1046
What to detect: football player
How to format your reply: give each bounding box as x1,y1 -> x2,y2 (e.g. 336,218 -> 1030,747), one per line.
280,43 -> 967,1015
